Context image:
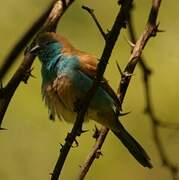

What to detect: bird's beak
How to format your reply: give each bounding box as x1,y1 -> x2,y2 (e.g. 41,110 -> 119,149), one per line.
29,44 -> 41,54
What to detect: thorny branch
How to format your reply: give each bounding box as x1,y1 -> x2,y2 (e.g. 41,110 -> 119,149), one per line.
51,1 -> 133,179
82,6 -> 106,40
77,0 -> 163,179
0,0 -> 74,127
127,6 -> 179,180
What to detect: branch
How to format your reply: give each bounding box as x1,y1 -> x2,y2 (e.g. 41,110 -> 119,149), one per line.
76,126 -> 108,180
51,1 -> 133,179
127,5 -> 179,180
82,6 -> 106,40
77,0 -> 162,179
0,0 -> 75,127
118,0 -> 161,103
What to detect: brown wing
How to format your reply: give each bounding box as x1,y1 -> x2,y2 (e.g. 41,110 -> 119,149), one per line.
49,32 -> 122,111
76,51 -> 122,111
42,75 -> 79,122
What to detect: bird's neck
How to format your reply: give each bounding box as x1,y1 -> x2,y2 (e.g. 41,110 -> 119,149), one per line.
39,42 -> 63,67
39,42 -> 63,85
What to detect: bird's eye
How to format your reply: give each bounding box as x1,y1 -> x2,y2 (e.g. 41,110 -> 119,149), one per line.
44,41 -> 53,46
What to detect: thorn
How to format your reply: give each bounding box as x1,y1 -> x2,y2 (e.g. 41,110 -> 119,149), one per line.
29,73 -> 36,79
93,125 -> 100,139
72,139 -> 79,148
119,111 -> 131,116
81,129 -> 88,134
77,128 -> 88,136
116,61 -> 124,77
95,149 -> 103,159
0,127 -> 8,130
24,46 -> 30,55
82,5 -> 94,13
157,29 -> 165,33
60,143 -> 64,148
122,21 -> 127,28
101,79 -> 108,84
128,40 -> 135,47
151,22 -> 161,37
123,71 -> 134,77
124,35 -> 135,47
22,68 -> 35,84
106,29 -> 111,39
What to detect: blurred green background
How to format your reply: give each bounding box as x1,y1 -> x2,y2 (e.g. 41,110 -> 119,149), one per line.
0,0 -> 179,180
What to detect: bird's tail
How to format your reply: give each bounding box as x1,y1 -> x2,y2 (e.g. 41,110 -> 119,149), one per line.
111,121 -> 153,168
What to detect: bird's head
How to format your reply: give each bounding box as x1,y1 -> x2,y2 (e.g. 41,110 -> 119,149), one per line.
30,32 -> 63,64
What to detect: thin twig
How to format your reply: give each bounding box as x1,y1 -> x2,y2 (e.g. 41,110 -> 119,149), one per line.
127,6 -> 179,180
82,6 -> 106,40
0,0 -> 75,127
77,0 -> 162,179
51,1 -> 133,180
118,0 -> 161,103
76,126 -> 108,180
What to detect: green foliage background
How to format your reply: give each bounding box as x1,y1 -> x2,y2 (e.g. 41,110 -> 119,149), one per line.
0,1 -> 179,180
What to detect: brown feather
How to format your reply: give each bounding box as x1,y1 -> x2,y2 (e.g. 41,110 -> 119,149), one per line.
39,32 -> 122,112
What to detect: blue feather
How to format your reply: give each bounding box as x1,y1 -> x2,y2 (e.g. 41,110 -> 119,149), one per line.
39,42 -> 63,86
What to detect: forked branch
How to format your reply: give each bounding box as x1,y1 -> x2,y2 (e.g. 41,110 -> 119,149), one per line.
77,1 -> 162,179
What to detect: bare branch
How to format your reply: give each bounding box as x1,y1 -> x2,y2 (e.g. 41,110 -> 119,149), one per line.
0,0 -> 75,127
127,4 -> 179,180
118,0 -> 161,104
77,0 -> 162,179
76,126 -> 108,180
82,6 -> 106,40
52,1 -> 133,179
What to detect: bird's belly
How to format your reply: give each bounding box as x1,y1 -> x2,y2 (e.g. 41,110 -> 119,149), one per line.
43,77 -> 115,126
43,83 -> 90,123
53,98 -> 91,123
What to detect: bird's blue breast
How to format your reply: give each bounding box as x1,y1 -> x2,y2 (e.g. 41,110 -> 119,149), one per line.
38,42 -> 63,64
39,42 -> 63,86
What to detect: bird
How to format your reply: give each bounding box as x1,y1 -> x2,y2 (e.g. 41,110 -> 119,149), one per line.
31,32 -> 152,168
